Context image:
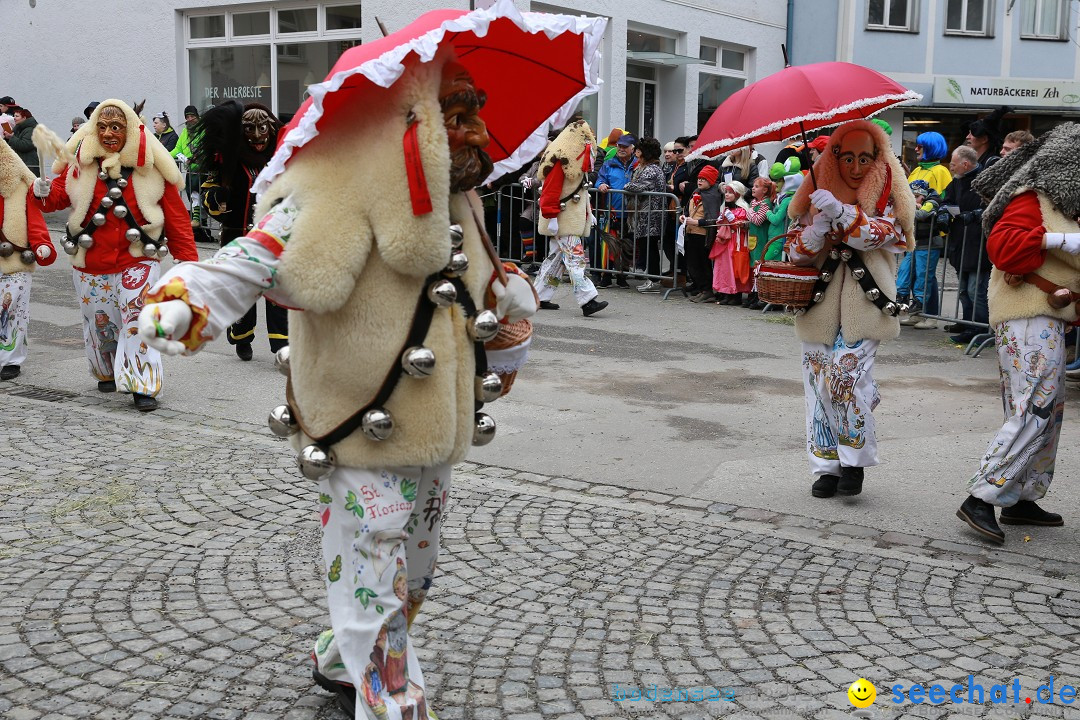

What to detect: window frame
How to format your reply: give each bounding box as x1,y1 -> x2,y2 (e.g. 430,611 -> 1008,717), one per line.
944,0 -> 995,37
1020,0 -> 1069,40
698,39 -> 747,73
865,0 -> 920,33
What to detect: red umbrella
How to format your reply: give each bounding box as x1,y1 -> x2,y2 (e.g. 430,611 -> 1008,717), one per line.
690,61 -> 921,160
254,0 -> 605,194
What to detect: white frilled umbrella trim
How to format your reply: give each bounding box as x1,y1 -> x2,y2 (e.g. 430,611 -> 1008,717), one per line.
253,0 -> 606,195
685,90 -> 923,161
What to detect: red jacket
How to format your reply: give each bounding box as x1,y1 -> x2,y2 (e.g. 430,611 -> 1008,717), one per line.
38,167 -> 197,274
1,188 -> 55,266
986,190 -> 1047,275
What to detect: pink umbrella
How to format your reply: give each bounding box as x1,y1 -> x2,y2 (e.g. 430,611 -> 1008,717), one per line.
691,61 -> 922,161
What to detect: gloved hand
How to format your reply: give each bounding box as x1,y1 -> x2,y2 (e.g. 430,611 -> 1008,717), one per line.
810,189 -> 843,221
1044,232 -> 1080,254
798,213 -> 833,254
34,245 -> 54,266
547,217 -> 559,236
521,176 -> 533,190
175,153 -> 187,164
138,300 -> 192,355
492,273 -> 539,324
33,178 -> 51,199
721,209 -> 736,222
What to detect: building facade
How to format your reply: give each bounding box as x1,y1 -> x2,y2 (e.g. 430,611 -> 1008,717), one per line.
792,0 -> 1080,165
1,1 -> 786,153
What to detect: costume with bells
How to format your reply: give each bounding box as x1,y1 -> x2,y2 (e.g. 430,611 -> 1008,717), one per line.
197,100 -> 289,358
785,120 -> 915,498
532,119 -> 609,316
955,123 -> 1080,544
130,13 -> 608,709
36,99 -> 197,408
0,139 -> 55,380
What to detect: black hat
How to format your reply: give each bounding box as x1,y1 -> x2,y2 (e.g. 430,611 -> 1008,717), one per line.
184,105 -> 199,117
83,101 -> 100,120
0,96 -> 14,106
967,105 -> 1012,140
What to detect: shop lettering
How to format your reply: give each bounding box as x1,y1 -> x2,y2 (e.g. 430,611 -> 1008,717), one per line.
203,86 -> 266,100
968,86 -> 1041,97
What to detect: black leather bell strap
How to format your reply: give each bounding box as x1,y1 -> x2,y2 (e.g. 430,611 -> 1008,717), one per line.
70,167 -> 152,244
797,251 -> 843,314
845,250 -> 900,314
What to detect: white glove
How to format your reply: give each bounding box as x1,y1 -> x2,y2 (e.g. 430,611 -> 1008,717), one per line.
138,300 -> 192,356
34,245 -> 52,261
798,215 -> 832,254
492,273 -> 539,324
1044,232 -> 1080,254
810,189 -> 843,221
175,153 -> 187,164
521,176 -> 533,190
722,209 -> 736,222
547,217 -> 559,236
33,178 -> 51,199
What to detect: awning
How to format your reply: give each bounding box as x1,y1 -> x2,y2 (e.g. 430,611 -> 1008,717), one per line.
626,50 -> 701,66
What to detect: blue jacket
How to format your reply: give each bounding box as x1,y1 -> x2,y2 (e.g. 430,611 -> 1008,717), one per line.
598,155 -> 636,216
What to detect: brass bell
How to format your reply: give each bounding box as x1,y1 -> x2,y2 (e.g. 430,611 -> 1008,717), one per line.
813,291 -> 825,303
113,206 -> 128,219
444,252 -> 469,277
19,250 -> 34,265
427,279 -> 458,307
125,228 -> 141,243
852,267 -> 865,280
92,213 -> 106,226
361,408 -> 394,441
0,242 -> 12,258
401,346 -> 436,377
882,302 -> 897,316
63,241 -> 77,255
472,412 -> 496,446
1049,287 -> 1074,310
268,405 -> 298,437
820,271 -> 832,283
98,170 -> 108,181
100,196 -> 114,209
298,444 -> 336,481
143,243 -> 158,255
449,224 -> 464,249
475,372 -> 503,403
865,288 -> 880,301
77,234 -> 94,249
840,249 -> 852,262
274,346 -> 290,376
828,249 -> 840,260
1003,273 -> 1025,287
117,178 -> 128,189
107,187 -> 123,200
469,310 -> 500,342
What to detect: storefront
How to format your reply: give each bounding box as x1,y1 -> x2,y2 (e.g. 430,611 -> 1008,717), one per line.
898,76 -> 1080,169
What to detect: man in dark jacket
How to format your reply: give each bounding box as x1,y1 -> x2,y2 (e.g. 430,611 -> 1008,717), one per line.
4,108 -> 39,175
941,145 -> 989,343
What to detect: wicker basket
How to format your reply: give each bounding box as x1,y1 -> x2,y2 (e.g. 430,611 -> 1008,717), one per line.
485,318 -> 532,396
754,233 -> 819,309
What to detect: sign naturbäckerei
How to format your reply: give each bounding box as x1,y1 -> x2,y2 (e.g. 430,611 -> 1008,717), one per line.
934,76 -> 1080,108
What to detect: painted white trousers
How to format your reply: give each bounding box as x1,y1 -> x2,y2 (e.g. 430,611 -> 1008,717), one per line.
533,235 -> 598,307
74,261 -> 163,396
801,333 -> 881,476
969,317 -> 1065,506
315,464 -> 451,720
0,272 -> 31,368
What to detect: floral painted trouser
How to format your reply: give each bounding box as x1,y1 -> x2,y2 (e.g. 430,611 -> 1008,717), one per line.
533,235 -> 598,307
316,464 -> 450,720
74,261 -> 163,396
968,317 -> 1065,506
801,333 -> 881,476
0,271 -> 32,368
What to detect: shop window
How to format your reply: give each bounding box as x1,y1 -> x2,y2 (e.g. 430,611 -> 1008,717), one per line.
233,11 -> 270,37
189,45 -> 272,109
698,74 -> 744,134
699,45 -> 718,67
279,8 -> 318,34
1021,0 -> 1068,39
326,4 -> 362,31
700,41 -> 746,72
945,0 -> 994,36
627,30 -> 676,54
721,48 -> 745,71
277,40 -> 361,120
190,14 -> 225,39
867,0 -> 919,31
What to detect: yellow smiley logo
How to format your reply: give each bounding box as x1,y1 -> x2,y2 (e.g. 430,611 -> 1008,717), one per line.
848,678 -> 876,708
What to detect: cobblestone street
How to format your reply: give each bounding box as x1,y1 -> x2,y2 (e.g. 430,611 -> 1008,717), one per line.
5,387 -> 1080,720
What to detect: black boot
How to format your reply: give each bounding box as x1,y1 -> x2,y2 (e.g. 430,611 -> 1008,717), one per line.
957,495 -> 1005,544
0,364 -> 20,381
1000,500 -> 1064,527
837,466 -> 864,496
312,668 -> 357,718
97,380 -> 116,393
811,474 -> 839,498
539,300 -> 560,310
133,393 -> 159,412
235,343 -> 254,361
582,298 -> 609,317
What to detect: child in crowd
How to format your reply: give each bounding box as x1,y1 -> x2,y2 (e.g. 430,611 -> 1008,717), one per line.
746,176 -> 777,309
680,164 -> 721,303
898,179 -> 944,328
710,181 -> 751,305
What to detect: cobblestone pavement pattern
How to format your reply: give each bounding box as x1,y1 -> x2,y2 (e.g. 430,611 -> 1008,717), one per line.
5,388 -> 1080,720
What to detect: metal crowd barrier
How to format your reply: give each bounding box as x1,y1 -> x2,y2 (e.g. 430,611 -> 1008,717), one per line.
180,167 -> 220,244
489,182 -> 685,300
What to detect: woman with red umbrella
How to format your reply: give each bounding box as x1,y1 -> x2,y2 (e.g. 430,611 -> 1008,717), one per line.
785,120 -> 915,500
